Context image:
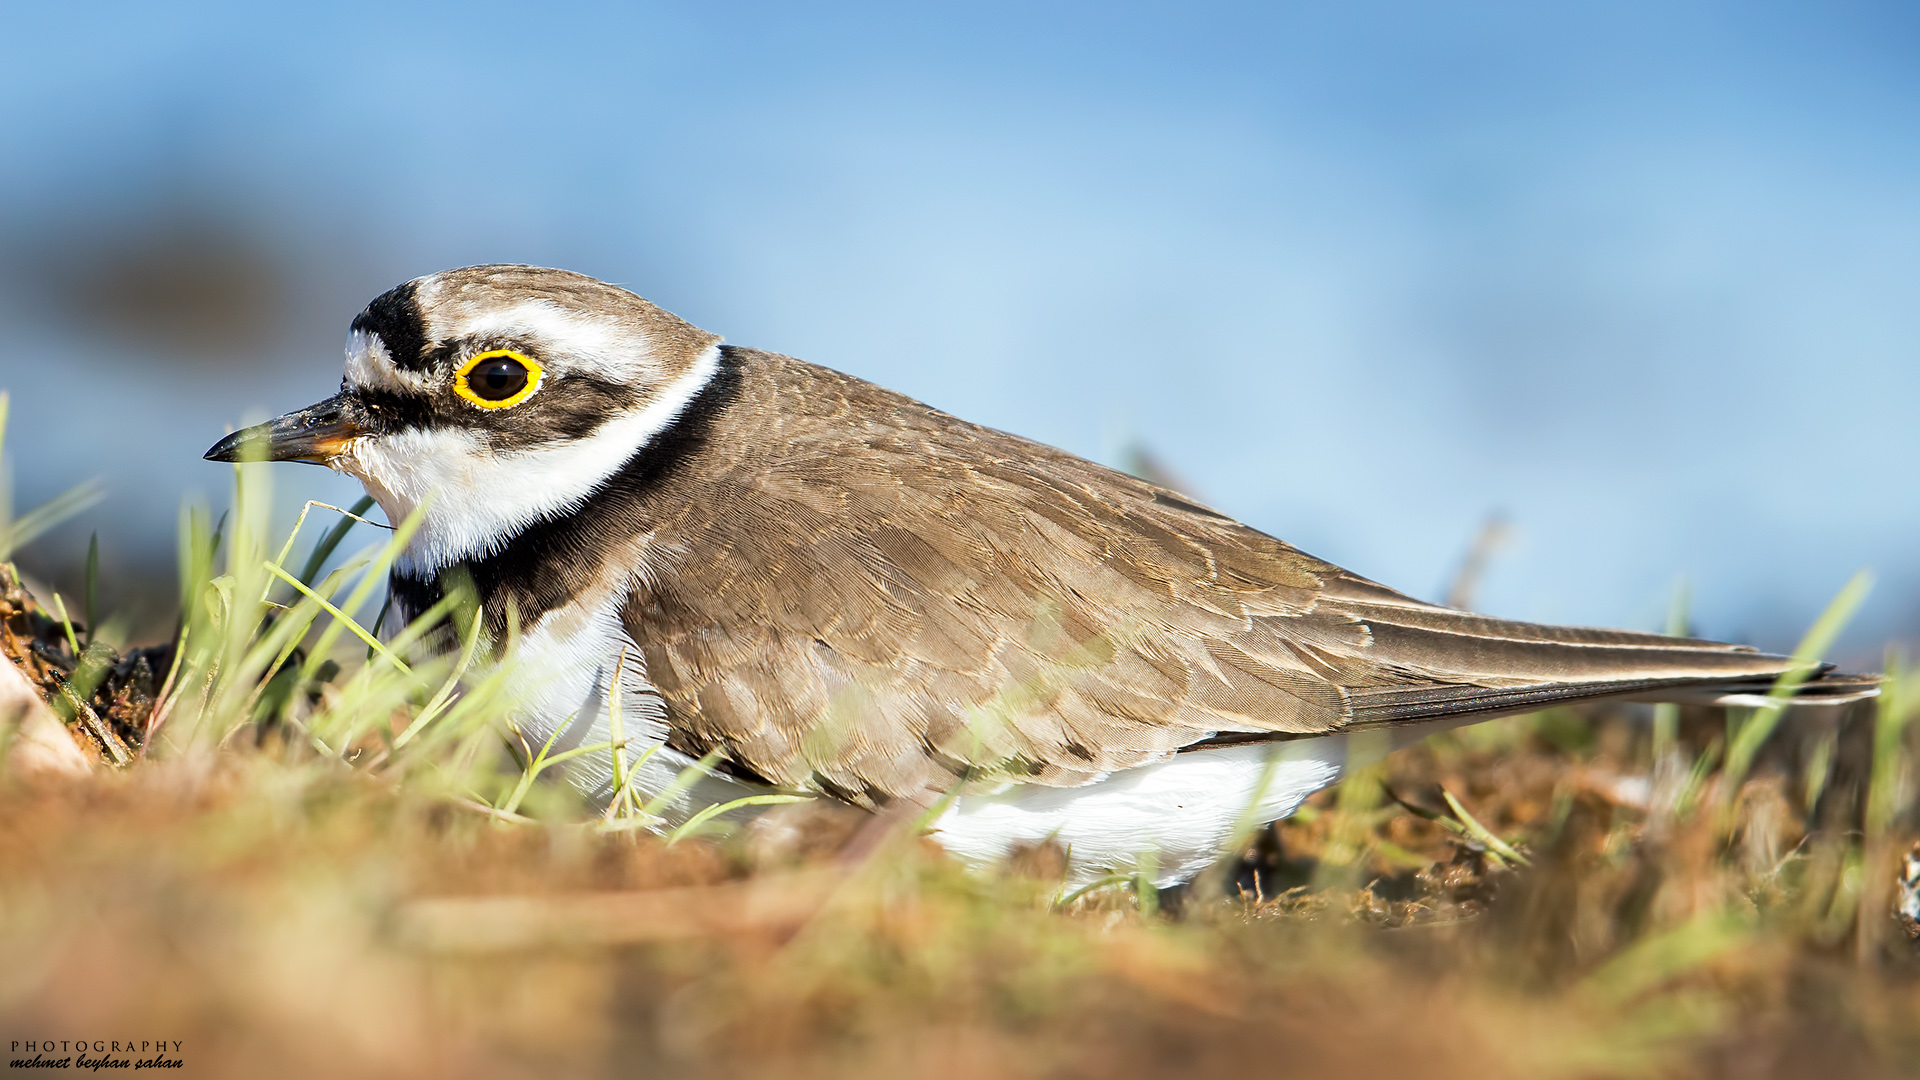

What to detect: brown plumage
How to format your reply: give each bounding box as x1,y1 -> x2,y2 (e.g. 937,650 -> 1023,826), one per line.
209,265 -> 1878,815
596,348 -> 1874,806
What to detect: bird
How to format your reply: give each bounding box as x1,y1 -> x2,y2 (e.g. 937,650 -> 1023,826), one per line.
206,264 -> 1878,887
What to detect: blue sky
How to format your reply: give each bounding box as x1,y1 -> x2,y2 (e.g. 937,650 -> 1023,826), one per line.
3,1 -> 1917,656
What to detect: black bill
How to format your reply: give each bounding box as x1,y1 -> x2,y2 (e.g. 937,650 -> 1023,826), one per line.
204,393 -> 370,465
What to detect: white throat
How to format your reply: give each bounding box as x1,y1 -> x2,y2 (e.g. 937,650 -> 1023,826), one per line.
338,343 -> 722,574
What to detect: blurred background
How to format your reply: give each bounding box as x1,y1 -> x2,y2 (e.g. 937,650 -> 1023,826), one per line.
1,0 -> 1915,660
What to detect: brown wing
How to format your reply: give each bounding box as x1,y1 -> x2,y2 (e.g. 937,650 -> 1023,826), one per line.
625,350 -> 1858,808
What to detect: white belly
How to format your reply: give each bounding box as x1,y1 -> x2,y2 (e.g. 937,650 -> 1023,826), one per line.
930,739 -> 1347,888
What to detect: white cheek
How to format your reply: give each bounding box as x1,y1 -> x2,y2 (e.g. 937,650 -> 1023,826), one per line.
335,426 -> 489,552
336,424 -> 544,575
335,342 -> 722,575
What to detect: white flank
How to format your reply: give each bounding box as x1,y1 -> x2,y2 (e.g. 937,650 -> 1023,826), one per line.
932,718 -> 1462,887
933,740 -> 1346,888
478,592 -> 759,825
338,343 -> 722,574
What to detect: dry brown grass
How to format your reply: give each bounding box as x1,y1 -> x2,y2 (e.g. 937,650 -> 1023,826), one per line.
4,697 -> 1919,1080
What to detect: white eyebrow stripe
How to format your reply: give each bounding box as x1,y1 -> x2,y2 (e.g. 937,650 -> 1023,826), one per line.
454,299 -> 634,379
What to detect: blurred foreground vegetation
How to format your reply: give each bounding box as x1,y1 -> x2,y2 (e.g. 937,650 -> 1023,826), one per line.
3,403 -> 1920,1079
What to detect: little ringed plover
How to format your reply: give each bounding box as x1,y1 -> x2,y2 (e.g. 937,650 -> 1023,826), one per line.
206,265 -> 1877,885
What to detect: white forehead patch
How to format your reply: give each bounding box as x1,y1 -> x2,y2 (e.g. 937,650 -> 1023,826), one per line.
344,329 -> 430,392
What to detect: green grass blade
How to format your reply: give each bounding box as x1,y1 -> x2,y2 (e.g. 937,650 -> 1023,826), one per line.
0,479 -> 106,562
1441,787 -> 1532,868
603,743 -> 665,822
49,591 -> 81,657
1867,650 -> 1916,840
83,533 -> 99,646
292,500 -> 426,690
639,750 -> 726,821
1056,873 -> 1138,908
606,648 -> 629,814
666,794 -> 811,844
297,496 -> 381,588
265,562 -> 413,674
1723,570 -> 1871,796
392,594 -> 485,751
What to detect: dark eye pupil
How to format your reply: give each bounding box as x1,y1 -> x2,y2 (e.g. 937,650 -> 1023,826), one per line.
470,358 -> 528,400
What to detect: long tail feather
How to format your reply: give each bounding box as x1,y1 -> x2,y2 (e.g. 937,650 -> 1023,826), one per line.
1320,581 -> 1879,727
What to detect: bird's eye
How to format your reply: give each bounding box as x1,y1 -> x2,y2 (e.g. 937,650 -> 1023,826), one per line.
454,350 -> 543,409
470,359 -> 526,397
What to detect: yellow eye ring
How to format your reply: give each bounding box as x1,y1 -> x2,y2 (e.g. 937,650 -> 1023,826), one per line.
454,349 -> 543,409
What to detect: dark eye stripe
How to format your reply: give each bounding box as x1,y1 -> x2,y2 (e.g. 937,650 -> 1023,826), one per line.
350,366 -> 639,443
347,386 -> 435,433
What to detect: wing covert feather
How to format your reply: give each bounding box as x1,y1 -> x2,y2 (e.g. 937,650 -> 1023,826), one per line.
620,351 -> 1847,807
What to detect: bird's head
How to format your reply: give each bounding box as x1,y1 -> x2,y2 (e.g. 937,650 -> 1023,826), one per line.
205,264 -> 722,572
